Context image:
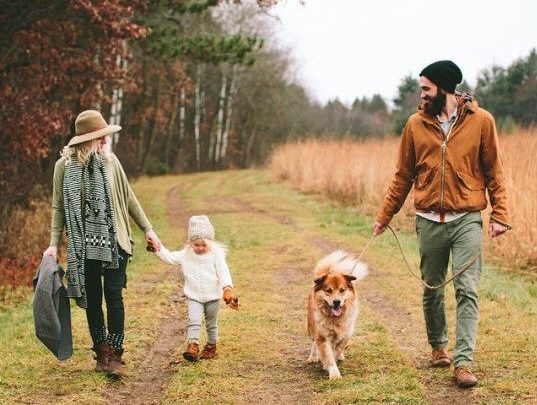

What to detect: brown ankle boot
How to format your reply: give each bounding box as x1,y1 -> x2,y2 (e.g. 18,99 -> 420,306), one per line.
107,347 -> 124,378
92,342 -> 111,372
200,343 -> 217,360
431,348 -> 451,367
454,366 -> 478,388
183,342 -> 199,362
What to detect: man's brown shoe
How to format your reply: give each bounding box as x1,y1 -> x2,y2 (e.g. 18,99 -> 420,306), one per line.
431,348 -> 451,367
200,343 -> 217,360
454,366 -> 478,388
183,342 -> 200,362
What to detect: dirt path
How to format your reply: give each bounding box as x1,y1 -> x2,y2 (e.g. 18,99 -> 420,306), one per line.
107,181 -> 475,405
105,185 -> 191,405
306,236 -> 475,405
221,195 -> 476,405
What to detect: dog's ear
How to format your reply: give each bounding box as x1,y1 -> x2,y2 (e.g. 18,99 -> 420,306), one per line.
314,275 -> 327,291
344,274 -> 357,286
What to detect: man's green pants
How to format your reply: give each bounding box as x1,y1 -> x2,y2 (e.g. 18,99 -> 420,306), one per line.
416,211 -> 483,367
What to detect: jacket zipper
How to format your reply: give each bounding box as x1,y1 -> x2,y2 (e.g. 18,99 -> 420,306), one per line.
439,115 -> 459,211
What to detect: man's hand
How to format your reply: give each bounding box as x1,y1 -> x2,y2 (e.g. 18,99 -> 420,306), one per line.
373,222 -> 387,236
145,229 -> 161,252
489,222 -> 508,238
223,287 -> 239,310
43,246 -> 58,261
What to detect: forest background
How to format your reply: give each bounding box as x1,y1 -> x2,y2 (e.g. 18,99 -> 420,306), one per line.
1,0 -> 536,293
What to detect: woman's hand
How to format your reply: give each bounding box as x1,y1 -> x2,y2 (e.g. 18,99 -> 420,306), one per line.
145,229 -> 161,252
43,246 -> 58,261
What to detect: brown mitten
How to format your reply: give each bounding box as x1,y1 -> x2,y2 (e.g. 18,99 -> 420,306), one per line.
223,287 -> 240,310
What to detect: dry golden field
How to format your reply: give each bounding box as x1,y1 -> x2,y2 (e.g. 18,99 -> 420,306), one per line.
269,129 -> 537,272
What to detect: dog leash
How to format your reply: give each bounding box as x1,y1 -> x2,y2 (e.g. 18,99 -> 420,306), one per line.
356,225 -> 481,290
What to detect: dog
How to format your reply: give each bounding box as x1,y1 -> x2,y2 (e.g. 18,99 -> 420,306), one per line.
306,250 -> 367,379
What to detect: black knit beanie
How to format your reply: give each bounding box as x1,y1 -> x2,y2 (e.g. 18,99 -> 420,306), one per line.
419,60 -> 463,93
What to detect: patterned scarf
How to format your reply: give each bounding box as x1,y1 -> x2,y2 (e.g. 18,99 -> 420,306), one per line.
63,152 -> 119,308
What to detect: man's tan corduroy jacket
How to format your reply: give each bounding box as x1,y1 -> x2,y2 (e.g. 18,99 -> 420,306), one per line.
376,94 -> 510,228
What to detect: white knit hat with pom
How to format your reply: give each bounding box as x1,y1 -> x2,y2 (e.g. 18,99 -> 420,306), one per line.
187,215 -> 215,241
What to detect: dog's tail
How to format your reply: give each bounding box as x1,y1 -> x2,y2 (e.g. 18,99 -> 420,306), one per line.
314,249 -> 368,281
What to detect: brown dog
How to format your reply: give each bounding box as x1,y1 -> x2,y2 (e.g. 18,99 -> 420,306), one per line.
307,250 -> 367,379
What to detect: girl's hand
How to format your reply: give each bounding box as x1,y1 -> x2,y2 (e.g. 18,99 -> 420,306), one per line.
43,246 -> 58,262
145,229 -> 161,252
223,287 -> 240,310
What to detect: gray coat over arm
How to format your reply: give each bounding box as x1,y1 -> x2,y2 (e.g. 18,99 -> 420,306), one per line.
33,255 -> 73,360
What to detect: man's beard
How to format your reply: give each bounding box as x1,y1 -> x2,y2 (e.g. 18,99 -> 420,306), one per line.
423,89 -> 446,116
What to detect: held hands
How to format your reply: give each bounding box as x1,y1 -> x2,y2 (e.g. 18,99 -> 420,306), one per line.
43,246 -> 58,261
223,287 -> 239,310
489,222 -> 509,238
145,229 -> 161,252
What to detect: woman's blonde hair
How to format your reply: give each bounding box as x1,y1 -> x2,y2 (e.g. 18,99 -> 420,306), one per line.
61,138 -> 110,166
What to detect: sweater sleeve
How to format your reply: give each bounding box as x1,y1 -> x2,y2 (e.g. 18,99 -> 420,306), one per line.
114,155 -> 152,232
480,112 -> 511,228
49,159 -> 66,247
376,118 -> 416,225
214,249 -> 233,289
154,246 -> 185,266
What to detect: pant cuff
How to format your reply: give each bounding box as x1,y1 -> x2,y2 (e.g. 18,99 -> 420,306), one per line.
454,361 -> 473,368
107,332 -> 124,349
89,326 -> 107,347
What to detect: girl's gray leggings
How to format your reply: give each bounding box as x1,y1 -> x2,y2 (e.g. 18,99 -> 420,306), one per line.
187,299 -> 221,344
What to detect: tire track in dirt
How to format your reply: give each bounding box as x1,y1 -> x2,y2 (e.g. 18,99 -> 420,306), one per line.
205,195 -> 315,405
105,184 -> 191,405
222,195 -> 476,405
106,181 -> 476,404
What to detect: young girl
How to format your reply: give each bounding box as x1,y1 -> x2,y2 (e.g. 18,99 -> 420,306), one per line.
152,215 -> 239,362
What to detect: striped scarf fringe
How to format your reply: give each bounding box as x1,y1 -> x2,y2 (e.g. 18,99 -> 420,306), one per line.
63,153 -> 119,308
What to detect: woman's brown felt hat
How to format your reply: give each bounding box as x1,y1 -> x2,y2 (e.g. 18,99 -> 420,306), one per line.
67,110 -> 121,146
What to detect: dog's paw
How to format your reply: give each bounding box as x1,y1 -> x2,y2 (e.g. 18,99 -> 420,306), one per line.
307,355 -> 319,363
328,366 -> 341,380
337,352 -> 345,361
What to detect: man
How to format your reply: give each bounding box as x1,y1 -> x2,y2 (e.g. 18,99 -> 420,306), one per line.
373,61 -> 510,388
43,110 -> 161,378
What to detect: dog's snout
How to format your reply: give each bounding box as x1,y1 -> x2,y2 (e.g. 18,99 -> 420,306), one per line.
333,299 -> 341,308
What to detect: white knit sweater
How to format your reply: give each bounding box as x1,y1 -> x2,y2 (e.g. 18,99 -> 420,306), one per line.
154,243 -> 233,303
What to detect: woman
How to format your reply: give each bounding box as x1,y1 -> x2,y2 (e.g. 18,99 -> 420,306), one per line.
43,110 -> 160,378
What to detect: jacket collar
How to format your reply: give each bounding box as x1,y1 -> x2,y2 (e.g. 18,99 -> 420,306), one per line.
417,92 -> 478,125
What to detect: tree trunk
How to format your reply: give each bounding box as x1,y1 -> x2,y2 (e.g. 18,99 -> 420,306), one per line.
221,64 -> 238,160
109,52 -> 127,151
213,69 -> 228,164
163,89 -> 179,164
179,85 -> 186,143
136,55 -> 149,169
194,63 -> 204,171
141,71 -> 164,172
243,127 -> 256,167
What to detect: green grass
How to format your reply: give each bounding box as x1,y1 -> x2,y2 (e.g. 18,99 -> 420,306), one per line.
0,176 -> 178,404
160,171 -> 426,404
1,169 -> 536,404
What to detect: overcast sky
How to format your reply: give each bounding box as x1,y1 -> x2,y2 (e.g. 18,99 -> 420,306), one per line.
270,0 -> 537,106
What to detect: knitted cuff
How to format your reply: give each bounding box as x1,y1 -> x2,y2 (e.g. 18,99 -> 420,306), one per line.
89,326 -> 107,347
107,332 -> 125,349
